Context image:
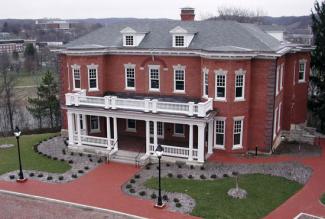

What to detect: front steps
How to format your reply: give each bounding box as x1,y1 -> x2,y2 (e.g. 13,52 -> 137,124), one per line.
109,150 -> 147,166
282,124 -> 316,145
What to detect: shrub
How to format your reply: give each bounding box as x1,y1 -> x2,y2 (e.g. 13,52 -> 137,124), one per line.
87,154 -> 92,158
139,191 -> 146,196
200,174 -> 206,179
223,173 -> 229,178
78,170 -> 84,174
38,173 -> 43,178
145,165 -> 150,170
130,179 -> 136,184
200,166 -> 205,170
232,171 -> 239,176
68,160 -> 73,164
167,173 -> 173,178
58,176 -> 64,181
210,174 -> 217,179
134,174 -> 140,179
126,184 -> 132,189
175,203 -> 182,208
84,166 -> 89,170
60,159 -> 65,162
97,159 -> 102,163
70,152 -> 74,156
129,188 -> 135,193
151,193 -> 157,199
29,172 -> 35,177
38,151 -> 43,155
89,158 -> 93,162
177,174 -> 183,179
190,165 -> 194,170
188,175 -> 193,179
9,175 -> 15,180
166,163 -> 170,167
79,153 -> 83,157
178,164 -> 182,169
173,198 -> 180,203
72,174 -> 77,178
53,157 -> 58,160
47,155 -> 52,159
47,176 -> 53,180
162,195 -> 169,201
62,149 -> 66,155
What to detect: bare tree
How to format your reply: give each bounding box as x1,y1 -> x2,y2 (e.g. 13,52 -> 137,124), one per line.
0,53 -> 17,132
204,6 -> 266,24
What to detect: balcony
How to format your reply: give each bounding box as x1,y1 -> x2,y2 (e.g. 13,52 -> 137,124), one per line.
65,91 -> 213,117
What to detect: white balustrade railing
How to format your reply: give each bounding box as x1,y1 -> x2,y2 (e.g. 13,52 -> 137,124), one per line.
66,92 -> 212,117
149,144 -> 198,160
73,134 -> 110,148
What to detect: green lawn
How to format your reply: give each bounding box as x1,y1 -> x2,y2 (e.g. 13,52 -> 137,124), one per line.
145,174 -> 302,219
0,133 -> 71,175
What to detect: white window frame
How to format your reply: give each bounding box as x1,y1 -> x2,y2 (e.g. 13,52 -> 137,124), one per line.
173,65 -> 186,93
173,123 -> 185,137
276,65 -> 280,95
148,65 -> 160,92
273,107 -> 278,139
71,64 -> 81,91
174,35 -> 185,47
124,35 -> 135,47
150,121 -> 164,138
233,116 -> 244,150
298,59 -> 307,83
234,69 -> 246,101
203,67 -> 209,98
87,64 -> 98,91
280,64 -> 284,91
126,119 -> 136,132
214,69 -> 227,101
214,117 -> 226,150
90,116 -> 100,133
124,63 -> 136,90
277,102 -> 282,132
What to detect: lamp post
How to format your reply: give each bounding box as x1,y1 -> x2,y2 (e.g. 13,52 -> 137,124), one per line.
14,127 -> 27,183
154,144 -> 165,208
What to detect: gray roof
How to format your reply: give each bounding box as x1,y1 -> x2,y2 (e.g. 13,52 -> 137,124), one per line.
65,19 -> 283,53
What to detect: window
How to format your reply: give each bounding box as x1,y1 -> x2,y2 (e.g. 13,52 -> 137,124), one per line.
276,65 -> 280,95
215,119 -> 225,148
72,66 -> 81,90
149,66 -> 160,91
215,70 -> 226,100
87,64 -> 98,91
277,103 -> 282,132
299,60 -> 306,82
125,66 -> 135,89
150,121 -> 164,138
174,123 -> 185,136
235,70 -> 245,100
126,119 -> 136,131
203,68 -> 209,97
280,64 -> 284,90
90,116 -> 100,132
125,35 -> 134,46
174,69 -> 185,92
233,118 -> 243,149
175,35 -> 185,47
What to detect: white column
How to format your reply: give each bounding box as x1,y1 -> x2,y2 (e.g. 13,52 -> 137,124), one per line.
146,120 -> 150,155
76,113 -> 81,145
208,121 -> 213,154
197,123 -> 206,163
188,124 -> 193,161
82,114 -> 87,134
67,111 -> 74,145
106,116 -> 111,148
153,120 -> 158,150
113,117 -> 118,150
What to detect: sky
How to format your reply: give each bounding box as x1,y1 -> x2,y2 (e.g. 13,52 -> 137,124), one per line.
1,0 -> 316,19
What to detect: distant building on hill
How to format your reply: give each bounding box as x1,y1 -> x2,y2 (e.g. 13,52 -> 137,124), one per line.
36,20 -> 71,30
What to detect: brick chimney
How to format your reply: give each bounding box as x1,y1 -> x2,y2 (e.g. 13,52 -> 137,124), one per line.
180,7 -> 195,21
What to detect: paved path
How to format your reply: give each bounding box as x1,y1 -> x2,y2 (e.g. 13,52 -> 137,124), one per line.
0,162 -> 196,219
0,192 -> 138,219
208,138 -> 325,219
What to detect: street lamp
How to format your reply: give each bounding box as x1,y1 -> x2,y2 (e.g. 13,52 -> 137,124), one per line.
14,127 -> 27,183
154,144 -> 165,208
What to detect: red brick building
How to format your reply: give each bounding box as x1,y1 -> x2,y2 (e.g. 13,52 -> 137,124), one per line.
57,8 -> 311,164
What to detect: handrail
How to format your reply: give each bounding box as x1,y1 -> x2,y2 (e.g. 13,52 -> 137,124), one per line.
106,138 -> 118,163
134,147 -> 143,168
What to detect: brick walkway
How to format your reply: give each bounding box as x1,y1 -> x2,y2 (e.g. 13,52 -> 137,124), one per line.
208,139 -> 325,219
0,162 -> 196,219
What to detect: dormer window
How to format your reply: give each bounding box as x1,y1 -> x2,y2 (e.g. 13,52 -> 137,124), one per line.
175,35 -> 185,47
125,35 -> 134,46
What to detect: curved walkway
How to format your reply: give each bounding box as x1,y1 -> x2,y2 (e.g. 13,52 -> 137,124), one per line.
208,138 -> 325,219
0,162 -> 196,219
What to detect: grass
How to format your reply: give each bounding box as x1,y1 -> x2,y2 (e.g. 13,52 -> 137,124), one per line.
0,133 -> 71,175
145,174 -> 302,219
320,193 -> 325,205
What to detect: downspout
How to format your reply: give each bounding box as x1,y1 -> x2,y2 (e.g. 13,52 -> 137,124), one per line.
270,58 -> 278,153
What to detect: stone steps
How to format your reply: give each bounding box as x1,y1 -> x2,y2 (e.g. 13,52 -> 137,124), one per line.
110,150 -> 145,165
